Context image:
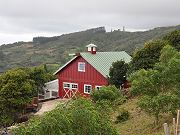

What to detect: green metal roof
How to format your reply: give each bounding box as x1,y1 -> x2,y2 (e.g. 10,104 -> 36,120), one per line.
80,51 -> 131,77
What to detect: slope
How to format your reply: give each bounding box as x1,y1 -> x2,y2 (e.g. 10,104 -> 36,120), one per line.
0,25 -> 180,73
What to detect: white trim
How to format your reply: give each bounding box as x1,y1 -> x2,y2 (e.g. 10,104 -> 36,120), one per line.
95,85 -> 102,90
84,84 -> 92,94
63,82 -> 70,89
45,79 -> 58,85
63,82 -> 78,90
78,62 -> 85,72
88,47 -> 91,51
71,83 -> 78,90
54,56 -> 78,75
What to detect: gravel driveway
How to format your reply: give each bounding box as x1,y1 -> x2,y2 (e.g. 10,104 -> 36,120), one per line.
35,98 -> 69,115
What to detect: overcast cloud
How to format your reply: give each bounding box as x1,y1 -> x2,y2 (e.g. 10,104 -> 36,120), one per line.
0,0 -> 180,45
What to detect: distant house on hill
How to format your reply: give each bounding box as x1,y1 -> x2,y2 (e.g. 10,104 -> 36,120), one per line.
54,44 -> 131,98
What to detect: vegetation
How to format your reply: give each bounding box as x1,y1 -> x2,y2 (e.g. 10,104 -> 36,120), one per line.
1,25 -> 180,73
115,109 -> 130,123
109,60 -> 129,88
163,30 -> 180,51
0,68 -> 36,126
1,27 -> 180,134
13,98 -> 118,135
129,29 -> 180,73
0,66 -> 54,127
91,85 -> 122,102
129,39 -> 167,72
129,45 -> 180,124
28,66 -> 55,96
112,98 -> 167,135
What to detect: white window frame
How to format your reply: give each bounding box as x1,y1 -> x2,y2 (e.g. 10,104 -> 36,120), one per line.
63,82 -> 78,90
78,62 -> 85,72
84,84 -> 92,94
88,47 -> 91,51
63,82 -> 70,89
95,86 -> 102,90
71,83 -> 78,90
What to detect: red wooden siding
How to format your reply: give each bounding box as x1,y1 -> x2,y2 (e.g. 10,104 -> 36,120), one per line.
57,56 -> 108,98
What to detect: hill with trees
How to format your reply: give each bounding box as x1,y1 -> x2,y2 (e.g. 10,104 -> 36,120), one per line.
0,25 -> 180,73
1,29 -> 180,135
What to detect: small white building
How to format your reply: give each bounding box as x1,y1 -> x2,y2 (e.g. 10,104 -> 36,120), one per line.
39,79 -> 59,99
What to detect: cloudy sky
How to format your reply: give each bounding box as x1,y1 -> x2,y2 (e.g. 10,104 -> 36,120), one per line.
0,0 -> 180,45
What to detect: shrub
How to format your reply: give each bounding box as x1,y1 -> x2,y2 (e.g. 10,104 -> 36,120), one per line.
91,85 -> 122,102
13,97 -> 118,135
115,109 -> 130,123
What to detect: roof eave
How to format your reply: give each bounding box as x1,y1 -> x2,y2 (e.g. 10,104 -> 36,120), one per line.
53,56 -> 79,75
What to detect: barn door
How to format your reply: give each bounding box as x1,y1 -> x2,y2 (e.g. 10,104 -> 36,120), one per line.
63,82 -> 78,98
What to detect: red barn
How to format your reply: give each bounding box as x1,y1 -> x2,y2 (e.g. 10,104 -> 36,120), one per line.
54,44 -> 131,98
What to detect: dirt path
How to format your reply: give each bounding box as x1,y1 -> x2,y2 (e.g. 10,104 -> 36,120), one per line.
35,98 -> 69,115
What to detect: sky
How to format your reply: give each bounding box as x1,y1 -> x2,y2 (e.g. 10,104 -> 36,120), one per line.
0,0 -> 180,45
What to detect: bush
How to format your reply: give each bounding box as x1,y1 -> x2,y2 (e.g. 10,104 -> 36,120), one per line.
91,85 -> 122,102
115,109 -> 130,123
13,97 -> 118,135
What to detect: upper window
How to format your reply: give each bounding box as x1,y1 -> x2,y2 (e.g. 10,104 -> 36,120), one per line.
88,47 -> 91,51
84,84 -> 92,94
78,62 -> 85,72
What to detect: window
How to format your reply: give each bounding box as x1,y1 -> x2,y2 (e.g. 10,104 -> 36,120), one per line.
88,47 -> 91,51
72,83 -> 78,89
93,47 -> 96,51
78,62 -> 85,72
63,83 -> 70,88
63,82 -> 78,90
95,86 -> 102,90
84,84 -> 92,94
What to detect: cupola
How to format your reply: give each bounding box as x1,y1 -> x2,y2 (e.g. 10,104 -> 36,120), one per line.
86,43 -> 97,54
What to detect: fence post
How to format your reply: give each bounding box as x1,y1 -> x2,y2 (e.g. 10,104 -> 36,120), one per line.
163,123 -> 170,135
176,110 -> 180,135
173,118 -> 176,135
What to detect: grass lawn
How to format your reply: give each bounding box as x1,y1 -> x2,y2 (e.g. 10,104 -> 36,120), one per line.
111,98 -> 174,135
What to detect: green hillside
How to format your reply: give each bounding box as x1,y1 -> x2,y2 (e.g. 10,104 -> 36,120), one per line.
0,25 -> 180,73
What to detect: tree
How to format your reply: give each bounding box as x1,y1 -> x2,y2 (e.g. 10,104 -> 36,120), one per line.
27,66 -> 55,97
109,60 -> 129,88
129,45 -> 180,124
163,30 -> 180,51
159,45 -> 177,64
28,66 -> 48,96
129,39 -> 168,72
0,69 -> 36,126
138,94 -> 180,124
